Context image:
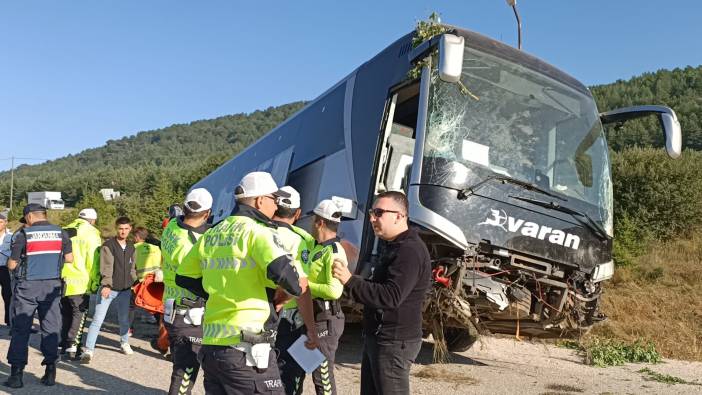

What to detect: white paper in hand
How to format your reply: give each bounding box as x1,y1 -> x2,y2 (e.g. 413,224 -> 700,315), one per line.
287,334 -> 326,373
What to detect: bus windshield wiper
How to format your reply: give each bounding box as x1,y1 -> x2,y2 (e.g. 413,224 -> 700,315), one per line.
457,175 -> 566,201
509,195 -> 610,240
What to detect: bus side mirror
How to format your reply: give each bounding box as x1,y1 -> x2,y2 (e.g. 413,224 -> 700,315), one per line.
439,34 -> 464,83
600,105 -> 682,159
660,112 -> 682,158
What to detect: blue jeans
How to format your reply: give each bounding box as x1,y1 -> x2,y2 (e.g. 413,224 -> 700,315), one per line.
84,287 -> 131,351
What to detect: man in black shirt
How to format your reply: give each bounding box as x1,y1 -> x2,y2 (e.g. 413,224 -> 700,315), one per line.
333,191 -> 431,395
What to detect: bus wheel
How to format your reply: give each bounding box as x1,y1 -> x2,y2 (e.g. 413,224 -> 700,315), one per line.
444,327 -> 479,352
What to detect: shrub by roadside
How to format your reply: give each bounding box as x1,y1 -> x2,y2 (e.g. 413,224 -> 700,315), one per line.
611,148 -> 702,265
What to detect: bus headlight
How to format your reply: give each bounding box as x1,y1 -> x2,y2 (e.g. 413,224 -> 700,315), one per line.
591,260 -> 614,282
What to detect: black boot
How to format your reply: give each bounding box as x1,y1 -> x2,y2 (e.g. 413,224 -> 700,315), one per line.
4,365 -> 23,388
40,363 -> 56,386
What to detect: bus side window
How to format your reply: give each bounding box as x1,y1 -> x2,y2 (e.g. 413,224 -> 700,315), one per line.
375,82 -> 420,195
383,132 -> 415,192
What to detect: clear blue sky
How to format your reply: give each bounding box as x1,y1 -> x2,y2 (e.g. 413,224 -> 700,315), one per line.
1,1 -> 701,172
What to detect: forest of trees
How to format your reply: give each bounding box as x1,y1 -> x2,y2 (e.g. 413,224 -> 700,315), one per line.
1,65 -> 701,258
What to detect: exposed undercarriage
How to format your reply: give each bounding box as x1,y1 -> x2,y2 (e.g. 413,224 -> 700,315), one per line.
421,236 -> 607,356
341,233 -> 608,361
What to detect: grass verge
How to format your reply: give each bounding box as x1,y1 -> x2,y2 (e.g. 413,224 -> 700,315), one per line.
589,236 -> 702,362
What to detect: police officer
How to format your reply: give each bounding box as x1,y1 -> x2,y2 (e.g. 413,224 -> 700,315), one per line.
176,171 -> 320,395
132,227 -> 162,326
279,199 -> 348,395
161,188 -> 212,395
271,186 -> 315,394
60,208 -> 102,360
156,205 -> 183,356
133,227 -> 162,282
271,186 -> 315,266
270,186 -> 315,316
5,204 -> 74,388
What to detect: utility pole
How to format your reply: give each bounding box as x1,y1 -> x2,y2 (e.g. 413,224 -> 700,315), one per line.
2,155 -> 49,212
9,156 -> 14,213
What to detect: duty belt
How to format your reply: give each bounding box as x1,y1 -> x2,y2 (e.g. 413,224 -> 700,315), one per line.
174,307 -> 189,316
232,342 -> 251,353
172,297 -> 206,316
202,326 -> 277,345
180,297 -> 206,309
313,298 -> 341,316
229,330 -> 277,372
240,329 -> 277,345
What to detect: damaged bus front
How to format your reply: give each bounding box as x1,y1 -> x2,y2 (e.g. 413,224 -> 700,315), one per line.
398,31 -> 682,350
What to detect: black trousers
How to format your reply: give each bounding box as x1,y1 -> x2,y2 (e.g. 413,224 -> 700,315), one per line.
0,266 -> 12,325
360,334 -> 422,395
198,345 -> 285,395
165,315 -> 202,395
276,318 -> 305,395
278,313 -> 345,395
60,294 -> 89,350
7,279 -> 63,368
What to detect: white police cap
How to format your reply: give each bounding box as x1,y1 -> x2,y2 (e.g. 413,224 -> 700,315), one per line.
78,208 -> 98,220
184,188 -> 213,213
235,172 -> 290,199
313,199 -> 342,223
277,186 -> 301,209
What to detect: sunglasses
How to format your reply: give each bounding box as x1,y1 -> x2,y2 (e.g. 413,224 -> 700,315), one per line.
262,195 -> 278,204
368,208 -> 402,218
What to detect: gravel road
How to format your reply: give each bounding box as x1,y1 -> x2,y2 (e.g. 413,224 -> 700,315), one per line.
0,302 -> 700,394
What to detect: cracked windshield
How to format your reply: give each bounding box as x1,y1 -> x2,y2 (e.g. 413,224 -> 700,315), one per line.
423,46 -> 613,235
